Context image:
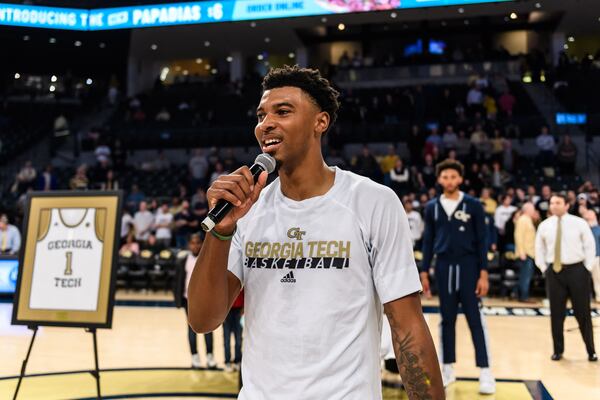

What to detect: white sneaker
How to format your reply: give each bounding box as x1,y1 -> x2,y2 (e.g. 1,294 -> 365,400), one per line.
207,353 -> 217,369
442,364 -> 456,387
224,363 -> 233,372
479,368 -> 496,395
232,362 -> 241,372
191,354 -> 201,369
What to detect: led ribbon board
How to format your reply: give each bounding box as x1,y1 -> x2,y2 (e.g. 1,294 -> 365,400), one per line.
0,0 -> 513,31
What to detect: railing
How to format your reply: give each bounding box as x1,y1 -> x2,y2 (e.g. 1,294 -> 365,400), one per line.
333,60 -> 522,87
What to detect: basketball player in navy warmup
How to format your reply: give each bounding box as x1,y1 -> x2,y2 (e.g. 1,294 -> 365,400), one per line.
421,159 -> 495,394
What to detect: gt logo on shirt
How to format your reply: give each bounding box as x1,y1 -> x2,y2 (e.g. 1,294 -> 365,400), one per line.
454,210 -> 471,223
287,227 -> 306,241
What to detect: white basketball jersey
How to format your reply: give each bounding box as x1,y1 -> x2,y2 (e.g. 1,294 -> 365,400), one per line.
29,208 -> 104,311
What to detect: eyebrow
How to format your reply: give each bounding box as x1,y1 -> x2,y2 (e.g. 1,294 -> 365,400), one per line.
256,101 -> 296,113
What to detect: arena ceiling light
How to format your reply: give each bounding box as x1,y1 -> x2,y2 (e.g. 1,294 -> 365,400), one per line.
195,58 -> 203,63
510,12 -> 518,19
14,73 -> 20,79
150,43 -> 158,50
99,42 -> 106,48
23,35 -> 30,41
51,75 -> 57,82
226,56 -> 233,62
86,78 -> 93,85
337,23 -> 345,31
288,52 -> 295,59
74,40 -> 82,46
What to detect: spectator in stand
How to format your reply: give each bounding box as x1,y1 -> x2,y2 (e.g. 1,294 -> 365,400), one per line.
126,184 -> 145,211
480,187 -> 498,215
0,214 -> 21,255
454,130 -> 471,162
490,161 -> 511,192
557,135 -> 577,175
470,124 -> 491,161
174,200 -> 197,248
514,203 -> 537,303
535,126 -> 555,167
442,125 -> 458,152
134,201 -> 154,245
465,163 -> 485,194
100,169 -> 120,190
514,188 -> 527,207
15,161 -> 37,194
380,145 -> 399,187
69,165 -> 89,190
466,83 -> 484,115
495,194 -> 517,251
425,127 -> 443,155
36,165 -> 58,191
483,93 -> 498,120
527,185 -> 540,204
153,202 -> 173,250
417,153 -> 436,190
354,146 -> 381,182
490,129 -> 505,163
583,210 -> 600,303
119,231 -> 140,256
94,141 -> 111,164
498,89 -> 516,117
390,158 -> 410,197
189,149 -> 209,192
121,207 -> 134,242
209,162 -> 228,185
402,197 -> 424,249
536,185 -> 552,220
223,290 -> 244,372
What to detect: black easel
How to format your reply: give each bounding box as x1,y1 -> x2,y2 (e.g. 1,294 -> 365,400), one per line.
12,326 -> 102,400
12,326 -> 37,400
86,328 -> 102,399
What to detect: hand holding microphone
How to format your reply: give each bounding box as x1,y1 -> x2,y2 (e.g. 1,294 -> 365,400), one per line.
202,153 -> 276,233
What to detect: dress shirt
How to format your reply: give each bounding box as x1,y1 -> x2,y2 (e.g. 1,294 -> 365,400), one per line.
0,225 -> 21,254
535,213 -> 596,272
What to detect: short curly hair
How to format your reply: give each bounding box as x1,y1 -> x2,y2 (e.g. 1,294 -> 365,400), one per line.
262,65 -> 340,133
436,159 -> 465,177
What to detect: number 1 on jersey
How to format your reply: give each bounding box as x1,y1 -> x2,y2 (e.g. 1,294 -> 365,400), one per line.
64,251 -> 73,275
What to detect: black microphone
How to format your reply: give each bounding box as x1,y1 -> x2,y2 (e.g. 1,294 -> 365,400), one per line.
201,153 -> 276,232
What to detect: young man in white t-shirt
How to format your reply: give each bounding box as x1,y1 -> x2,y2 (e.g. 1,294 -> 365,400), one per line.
188,66 -> 443,400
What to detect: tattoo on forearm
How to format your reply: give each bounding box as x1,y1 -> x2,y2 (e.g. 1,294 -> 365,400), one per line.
386,313 -> 433,400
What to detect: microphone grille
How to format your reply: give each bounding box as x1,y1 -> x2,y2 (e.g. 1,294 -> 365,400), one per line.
255,153 -> 277,174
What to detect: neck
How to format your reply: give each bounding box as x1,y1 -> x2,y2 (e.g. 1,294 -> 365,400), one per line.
278,152 -> 335,201
443,190 -> 461,200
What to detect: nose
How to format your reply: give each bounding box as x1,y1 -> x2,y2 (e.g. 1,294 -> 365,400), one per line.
257,113 -> 276,133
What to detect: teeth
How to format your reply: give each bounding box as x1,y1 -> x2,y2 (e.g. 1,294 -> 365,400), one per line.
264,139 -> 281,145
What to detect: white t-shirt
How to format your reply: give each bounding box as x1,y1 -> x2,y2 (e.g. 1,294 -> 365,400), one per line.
440,191 -> 464,218
154,210 -> 173,239
134,211 -> 154,241
406,210 -> 424,245
494,205 -> 517,231
227,167 -> 421,400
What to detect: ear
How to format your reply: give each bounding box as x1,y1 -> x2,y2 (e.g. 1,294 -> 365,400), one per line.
314,111 -> 330,136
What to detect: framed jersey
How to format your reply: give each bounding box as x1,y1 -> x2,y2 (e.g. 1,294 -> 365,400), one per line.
12,191 -> 123,328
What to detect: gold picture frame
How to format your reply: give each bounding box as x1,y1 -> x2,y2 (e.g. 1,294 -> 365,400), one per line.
12,191 -> 123,328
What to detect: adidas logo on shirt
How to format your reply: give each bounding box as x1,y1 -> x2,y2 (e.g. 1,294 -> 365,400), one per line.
280,271 -> 296,283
